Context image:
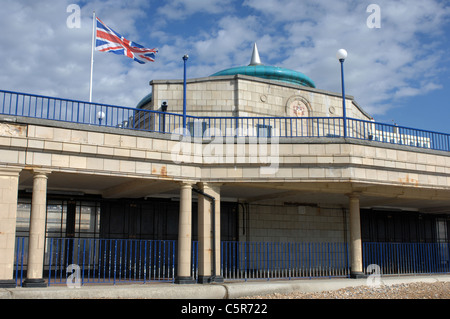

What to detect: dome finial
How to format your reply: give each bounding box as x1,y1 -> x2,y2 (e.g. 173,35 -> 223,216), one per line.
249,43 -> 262,66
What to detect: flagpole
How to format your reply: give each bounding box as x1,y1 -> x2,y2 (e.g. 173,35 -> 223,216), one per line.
89,11 -> 96,103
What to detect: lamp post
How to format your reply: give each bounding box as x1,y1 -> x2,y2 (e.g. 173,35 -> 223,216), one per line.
97,110 -> 105,125
182,54 -> 189,134
336,49 -> 348,138
161,101 -> 168,133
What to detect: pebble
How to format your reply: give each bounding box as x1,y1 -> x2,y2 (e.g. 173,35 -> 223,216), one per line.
242,282 -> 450,299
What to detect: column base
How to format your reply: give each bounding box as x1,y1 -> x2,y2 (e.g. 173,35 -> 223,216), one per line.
350,271 -> 367,279
0,280 -> 16,288
22,278 -> 47,288
174,276 -> 196,284
197,275 -> 224,284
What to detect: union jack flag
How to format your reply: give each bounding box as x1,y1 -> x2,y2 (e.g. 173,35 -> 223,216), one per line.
95,17 -> 157,64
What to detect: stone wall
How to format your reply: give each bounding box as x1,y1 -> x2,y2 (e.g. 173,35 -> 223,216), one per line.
148,75 -> 372,121
1,119 -> 450,193
240,201 -> 348,243
150,77 -> 237,117
1,117 -> 450,253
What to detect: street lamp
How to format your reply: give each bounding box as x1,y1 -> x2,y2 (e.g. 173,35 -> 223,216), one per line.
97,110 -> 105,125
336,49 -> 347,138
161,101 -> 168,133
161,101 -> 168,112
182,54 -> 189,134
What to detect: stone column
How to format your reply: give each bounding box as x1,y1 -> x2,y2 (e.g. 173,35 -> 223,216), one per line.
23,169 -> 51,287
175,182 -> 195,284
348,193 -> 366,278
0,167 -> 21,288
197,183 -> 223,283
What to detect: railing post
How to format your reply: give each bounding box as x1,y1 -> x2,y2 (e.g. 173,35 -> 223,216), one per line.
14,93 -> 19,116
182,54 -> 188,133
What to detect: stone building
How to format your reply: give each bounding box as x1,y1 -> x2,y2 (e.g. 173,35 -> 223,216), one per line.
0,45 -> 449,288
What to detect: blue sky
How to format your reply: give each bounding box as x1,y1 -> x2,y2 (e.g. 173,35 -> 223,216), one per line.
1,0 -> 450,133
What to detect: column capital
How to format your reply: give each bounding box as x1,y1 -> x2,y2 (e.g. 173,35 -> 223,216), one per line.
346,192 -> 361,199
32,168 -> 52,177
0,166 -> 22,176
197,182 -> 222,194
197,182 -> 223,187
177,181 -> 195,187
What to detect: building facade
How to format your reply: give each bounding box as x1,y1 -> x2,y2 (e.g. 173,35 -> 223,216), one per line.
0,46 -> 449,287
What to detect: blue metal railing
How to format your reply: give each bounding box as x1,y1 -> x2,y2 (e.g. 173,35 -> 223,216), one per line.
14,237 -> 177,286
0,89 -> 183,133
2,89 -> 450,151
13,237 -> 450,286
221,241 -> 350,280
347,118 -> 450,151
187,115 -> 345,138
49,238 -> 176,286
14,237 -> 27,286
14,238 -> 351,285
363,242 -> 450,275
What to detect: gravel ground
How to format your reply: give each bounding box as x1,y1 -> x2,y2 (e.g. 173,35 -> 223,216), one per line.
243,281 -> 450,299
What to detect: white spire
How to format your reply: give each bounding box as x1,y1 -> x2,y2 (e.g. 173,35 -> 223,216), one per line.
249,43 -> 262,66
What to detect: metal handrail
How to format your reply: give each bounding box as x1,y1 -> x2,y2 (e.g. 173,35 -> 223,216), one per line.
13,237 -> 450,286
1,89 -> 449,152
363,242 -> 450,275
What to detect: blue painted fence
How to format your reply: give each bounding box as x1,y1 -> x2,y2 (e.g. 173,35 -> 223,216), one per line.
0,89 -> 182,132
1,89 -> 450,151
14,237 -> 177,286
13,237 -> 350,286
13,238 -> 450,286
15,238 -> 449,286
363,242 -> 450,275
221,241 -> 350,280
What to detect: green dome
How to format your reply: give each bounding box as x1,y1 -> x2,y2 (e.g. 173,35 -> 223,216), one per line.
136,92 -> 152,109
210,64 -> 315,88
210,43 -> 315,88
137,44 -> 315,109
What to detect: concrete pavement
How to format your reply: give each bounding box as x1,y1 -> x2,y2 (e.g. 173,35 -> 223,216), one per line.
1,274 -> 449,299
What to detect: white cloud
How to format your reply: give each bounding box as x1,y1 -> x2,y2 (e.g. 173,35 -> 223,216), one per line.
244,0 -> 450,116
0,0 -> 449,119
394,82 -> 443,99
0,0 -> 158,108
193,15 -> 259,67
157,0 -> 236,20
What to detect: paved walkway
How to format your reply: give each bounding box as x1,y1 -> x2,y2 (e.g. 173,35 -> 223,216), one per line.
1,274 -> 450,299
